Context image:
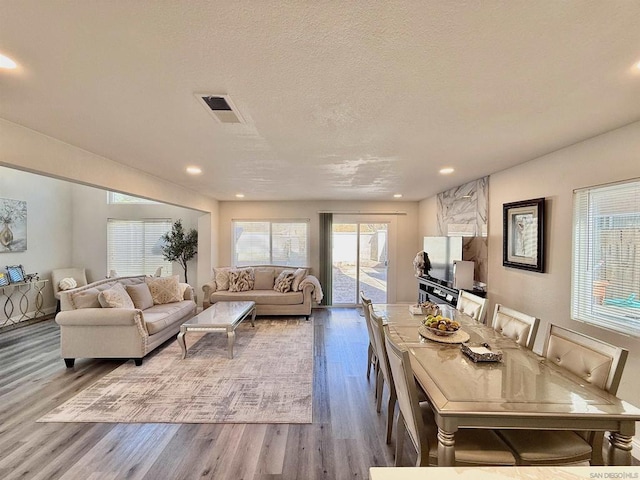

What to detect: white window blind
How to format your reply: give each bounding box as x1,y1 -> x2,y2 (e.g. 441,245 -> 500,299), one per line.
572,179 -> 640,336
233,220 -> 309,267
107,219 -> 173,276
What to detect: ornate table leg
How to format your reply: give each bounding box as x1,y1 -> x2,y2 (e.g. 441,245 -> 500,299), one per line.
177,330 -> 188,359
437,427 -> 456,466
250,306 -> 256,327
227,330 -> 236,359
607,431 -> 633,466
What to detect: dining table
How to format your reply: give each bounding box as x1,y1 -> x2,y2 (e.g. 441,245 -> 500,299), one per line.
374,303 -> 640,467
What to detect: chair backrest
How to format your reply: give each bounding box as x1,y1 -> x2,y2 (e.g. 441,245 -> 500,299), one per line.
543,324 -> 628,394
491,304 -> 540,349
360,291 -> 376,348
456,290 -> 488,323
51,267 -> 88,300
385,334 -> 430,455
369,306 -> 393,389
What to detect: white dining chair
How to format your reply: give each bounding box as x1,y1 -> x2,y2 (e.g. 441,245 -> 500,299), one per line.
491,304 -> 539,349
384,334 -> 516,466
456,290 -> 487,323
360,291 -> 378,384
369,306 -> 396,444
497,324 -> 629,465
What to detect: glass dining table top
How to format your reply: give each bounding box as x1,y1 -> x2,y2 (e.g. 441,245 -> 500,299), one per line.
374,304 -> 640,419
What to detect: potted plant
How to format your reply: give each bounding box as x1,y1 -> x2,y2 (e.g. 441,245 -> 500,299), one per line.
161,220 -> 198,284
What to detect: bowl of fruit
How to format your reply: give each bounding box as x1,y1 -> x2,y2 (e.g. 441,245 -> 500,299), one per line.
422,315 -> 461,336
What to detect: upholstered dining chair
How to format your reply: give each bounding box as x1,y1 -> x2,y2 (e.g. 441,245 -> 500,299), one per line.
369,306 -> 397,444
384,335 -> 516,467
51,267 -> 88,312
360,291 -> 378,384
456,290 -> 488,323
497,324 -> 629,465
491,304 -> 540,349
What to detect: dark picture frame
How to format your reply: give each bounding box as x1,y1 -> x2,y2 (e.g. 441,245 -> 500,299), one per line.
6,264 -> 25,283
503,198 -> 545,273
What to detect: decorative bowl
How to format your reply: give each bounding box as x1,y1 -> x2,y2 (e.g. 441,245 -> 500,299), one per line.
425,326 -> 458,337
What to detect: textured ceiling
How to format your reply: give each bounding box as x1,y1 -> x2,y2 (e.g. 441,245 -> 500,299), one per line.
1,1 -> 640,201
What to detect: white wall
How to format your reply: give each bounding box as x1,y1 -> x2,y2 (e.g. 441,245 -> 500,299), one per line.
218,201 -> 420,303
0,167 -> 74,312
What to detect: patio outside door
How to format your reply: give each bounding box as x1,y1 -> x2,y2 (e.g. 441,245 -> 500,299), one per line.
332,223 -> 388,304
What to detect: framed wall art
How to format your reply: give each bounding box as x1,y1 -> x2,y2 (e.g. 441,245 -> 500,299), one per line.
0,198 -> 27,253
503,198 -> 545,273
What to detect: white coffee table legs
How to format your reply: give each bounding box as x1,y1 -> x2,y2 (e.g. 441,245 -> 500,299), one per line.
177,329 -> 188,359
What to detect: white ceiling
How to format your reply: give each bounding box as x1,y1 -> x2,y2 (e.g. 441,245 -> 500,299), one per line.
1,1 -> 640,201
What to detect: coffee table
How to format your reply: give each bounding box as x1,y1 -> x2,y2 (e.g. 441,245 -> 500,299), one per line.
177,301 -> 256,359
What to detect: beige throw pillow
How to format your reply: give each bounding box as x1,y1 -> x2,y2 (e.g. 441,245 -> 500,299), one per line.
291,268 -> 308,291
254,267 -> 276,290
98,283 -> 135,309
125,283 -> 154,310
228,268 -> 254,292
274,270 -> 295,293
145,275 -> 182,305
213,267 -> 232,291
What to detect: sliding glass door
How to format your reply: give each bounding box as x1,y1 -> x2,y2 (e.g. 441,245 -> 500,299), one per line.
332,223 -> 388,304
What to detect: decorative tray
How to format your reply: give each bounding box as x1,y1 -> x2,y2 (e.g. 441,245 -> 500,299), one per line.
461,343 -> 503,363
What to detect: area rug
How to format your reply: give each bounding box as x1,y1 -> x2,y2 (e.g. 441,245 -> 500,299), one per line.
39,318 -> 313,424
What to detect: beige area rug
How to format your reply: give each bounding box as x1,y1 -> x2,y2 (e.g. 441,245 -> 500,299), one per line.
39,318 -> 313,424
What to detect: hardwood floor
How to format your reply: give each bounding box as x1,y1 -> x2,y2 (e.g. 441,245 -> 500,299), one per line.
0,308 -> 405,479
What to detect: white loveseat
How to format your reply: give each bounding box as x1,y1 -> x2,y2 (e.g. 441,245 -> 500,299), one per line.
202,266 -> 322,318
56,275 -> 196,367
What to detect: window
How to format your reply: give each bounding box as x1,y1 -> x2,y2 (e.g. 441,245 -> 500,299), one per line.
108,192 -> 160,205
233,220 -> 309,267
572,179 -> 640,336
107,219 -> 172,276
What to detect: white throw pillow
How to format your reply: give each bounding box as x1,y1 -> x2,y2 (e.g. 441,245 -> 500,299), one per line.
292,268 -> 308,291
58,277 -> 77,291
98,283 -> 135,309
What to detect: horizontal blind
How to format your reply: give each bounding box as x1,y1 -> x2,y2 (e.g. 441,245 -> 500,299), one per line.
233,220 -> 309,267
107,219 -> 172,277
572,179 -> 640,336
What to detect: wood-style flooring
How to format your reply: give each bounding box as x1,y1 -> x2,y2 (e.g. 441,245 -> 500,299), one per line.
0,308 -> 409,480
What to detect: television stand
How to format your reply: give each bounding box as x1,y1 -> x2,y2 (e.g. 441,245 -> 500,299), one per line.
417,275 -> 485,308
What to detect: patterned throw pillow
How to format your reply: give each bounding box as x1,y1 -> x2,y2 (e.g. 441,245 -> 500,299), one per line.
274,270 -> 295,293
145,275 -> 183,305
228,268 -> 254,292
98,283 -> 135,309
291,268 -> 308,291
213,267 -> 232,291
58,277 -> 77,291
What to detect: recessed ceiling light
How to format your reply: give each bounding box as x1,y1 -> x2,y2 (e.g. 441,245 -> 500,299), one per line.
635,61 -> 640,70
439,167 -> 455,175
235,193 -> 245,198
186,166 -> 202,175
393,194 -> 403,198
0,53 -> 17,69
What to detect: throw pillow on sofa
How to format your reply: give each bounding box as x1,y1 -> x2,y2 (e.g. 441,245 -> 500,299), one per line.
254,267 -> 276,290
291,268 -> 308,291
58,277 -> 77,291
213,267 -> 232,291
228,268 -> 254,292
125,283 -> 154,310
274,270 -> 295,293
98,283 -> 135,309
145,275 -> 183,304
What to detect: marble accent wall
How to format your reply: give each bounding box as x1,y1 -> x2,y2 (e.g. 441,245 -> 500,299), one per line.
437,177 -> 489,285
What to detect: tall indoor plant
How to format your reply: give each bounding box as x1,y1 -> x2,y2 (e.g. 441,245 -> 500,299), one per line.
161,219 -> 198,284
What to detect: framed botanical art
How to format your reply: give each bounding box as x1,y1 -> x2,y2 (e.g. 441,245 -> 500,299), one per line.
503,198 -> 545,273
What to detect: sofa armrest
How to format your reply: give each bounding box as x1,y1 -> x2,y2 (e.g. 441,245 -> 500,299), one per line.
202,280 -> 218,308
180,283 -> 195,301
56,308 -> 145,329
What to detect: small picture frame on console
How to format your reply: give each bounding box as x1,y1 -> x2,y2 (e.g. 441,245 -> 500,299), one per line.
6,265 -> 26,283
0,271 -> 9,287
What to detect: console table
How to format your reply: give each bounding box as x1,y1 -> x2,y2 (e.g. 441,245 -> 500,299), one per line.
417,275 -> 485,307
1,279 -> 50,328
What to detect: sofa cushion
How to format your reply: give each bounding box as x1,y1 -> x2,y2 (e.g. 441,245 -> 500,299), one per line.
98,283 -> 135,309
229,268 -> 254,292
254,267 -> 276,290
143,300 -> 196,335
145,275 -> 182,305
211,289 -> 304,305
292,268 -> 308,291
213,267 -> 232,291
126,283 -> 154,310
274,270 -> 295,293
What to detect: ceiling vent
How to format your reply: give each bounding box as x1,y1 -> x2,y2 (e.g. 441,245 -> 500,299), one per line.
195,93 -> 245,124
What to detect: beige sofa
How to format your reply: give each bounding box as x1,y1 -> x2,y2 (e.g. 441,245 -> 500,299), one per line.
56,275 -> 196,367
202,266 -> 321,318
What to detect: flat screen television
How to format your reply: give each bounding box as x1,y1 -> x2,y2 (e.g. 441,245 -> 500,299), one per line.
422,236 -> 463,283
